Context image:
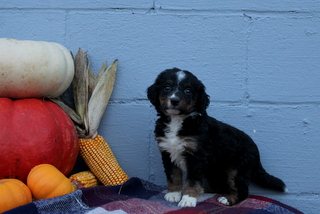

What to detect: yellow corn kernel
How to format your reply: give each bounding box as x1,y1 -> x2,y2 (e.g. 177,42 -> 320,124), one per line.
69,171 -> 100,189
79,135 -> 129,186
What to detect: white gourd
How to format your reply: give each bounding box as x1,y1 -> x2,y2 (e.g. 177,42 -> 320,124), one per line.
0,38 -> 74,98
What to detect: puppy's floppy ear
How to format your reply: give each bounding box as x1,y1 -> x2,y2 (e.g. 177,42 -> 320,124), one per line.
147,83 -> 159,106
196,83 -> 210,113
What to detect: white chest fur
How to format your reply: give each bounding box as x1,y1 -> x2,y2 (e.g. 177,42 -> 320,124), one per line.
158,115 -> 188,171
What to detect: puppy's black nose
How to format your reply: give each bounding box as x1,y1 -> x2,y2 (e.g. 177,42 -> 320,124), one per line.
170,97 -> 180,106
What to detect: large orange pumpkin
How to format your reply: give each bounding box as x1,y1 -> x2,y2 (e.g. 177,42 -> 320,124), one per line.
0,98 -> 79,183
27,164 -> 75,200
0,179 -> 32,213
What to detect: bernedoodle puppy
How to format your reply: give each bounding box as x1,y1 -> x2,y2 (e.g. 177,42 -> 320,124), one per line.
147,68 -> 287,207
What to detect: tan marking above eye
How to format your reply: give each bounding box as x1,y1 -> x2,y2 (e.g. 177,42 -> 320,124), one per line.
166,80 -> 173,85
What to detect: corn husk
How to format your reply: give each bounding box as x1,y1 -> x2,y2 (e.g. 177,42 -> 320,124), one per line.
53,48 -> 118,139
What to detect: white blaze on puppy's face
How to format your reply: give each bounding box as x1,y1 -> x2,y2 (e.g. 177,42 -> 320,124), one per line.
165,70 -> 186,115
176,70 -> 186,83
171,70 -> 186,98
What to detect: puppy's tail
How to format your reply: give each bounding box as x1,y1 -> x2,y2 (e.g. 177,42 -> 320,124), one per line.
252,162 -> 288,192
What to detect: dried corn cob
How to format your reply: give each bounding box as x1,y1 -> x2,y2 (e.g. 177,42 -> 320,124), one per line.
79,135 -> 129,186
53,49 -> 129,186
69,171 -> 100,189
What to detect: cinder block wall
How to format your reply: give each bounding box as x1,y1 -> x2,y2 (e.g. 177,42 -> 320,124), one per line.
1,1 -> 319,213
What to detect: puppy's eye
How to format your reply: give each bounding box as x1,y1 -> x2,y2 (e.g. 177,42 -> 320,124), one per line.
184,88 -> 192,95
164,84 -> 171,91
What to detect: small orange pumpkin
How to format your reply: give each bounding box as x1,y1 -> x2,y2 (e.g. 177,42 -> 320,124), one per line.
0,179 -> 32,213
27,164 -> 75,200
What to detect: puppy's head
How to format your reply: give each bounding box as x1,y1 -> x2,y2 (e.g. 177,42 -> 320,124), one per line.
147,68 -> 210,116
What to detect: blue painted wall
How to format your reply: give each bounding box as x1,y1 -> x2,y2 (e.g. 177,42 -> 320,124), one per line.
1,1 -> 320,213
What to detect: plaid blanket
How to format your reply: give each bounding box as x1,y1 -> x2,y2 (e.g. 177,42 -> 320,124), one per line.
4,177 -> 303,214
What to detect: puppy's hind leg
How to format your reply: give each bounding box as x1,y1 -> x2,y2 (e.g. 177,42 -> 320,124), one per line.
217,170 -> 249,206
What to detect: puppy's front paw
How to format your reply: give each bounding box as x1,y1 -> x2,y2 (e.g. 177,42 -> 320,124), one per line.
217,196 -> 230,206
164,192 -> 182,203
178,195 -> 197,207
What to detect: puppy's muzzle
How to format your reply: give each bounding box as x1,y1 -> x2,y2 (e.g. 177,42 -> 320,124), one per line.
165,96 -> 182,115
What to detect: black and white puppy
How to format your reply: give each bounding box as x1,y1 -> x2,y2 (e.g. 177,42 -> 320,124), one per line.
147,68 -> 287,207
